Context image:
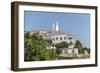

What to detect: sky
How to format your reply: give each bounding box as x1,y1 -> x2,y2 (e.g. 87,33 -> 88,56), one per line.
24,11 -> 90,48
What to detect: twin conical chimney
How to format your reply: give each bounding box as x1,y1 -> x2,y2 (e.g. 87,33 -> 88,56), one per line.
52,22 -> 60,33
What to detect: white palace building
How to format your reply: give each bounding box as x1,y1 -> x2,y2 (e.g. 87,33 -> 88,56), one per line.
30,22 -> 79,57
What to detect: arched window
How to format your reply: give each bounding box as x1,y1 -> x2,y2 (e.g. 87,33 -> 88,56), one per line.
60,37 -> 62,40
56,37 -> 58,40
64,37 -> 66,40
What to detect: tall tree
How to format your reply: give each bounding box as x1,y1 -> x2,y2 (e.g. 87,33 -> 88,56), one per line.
24,32 -> 56,61
74,40 -> 84,53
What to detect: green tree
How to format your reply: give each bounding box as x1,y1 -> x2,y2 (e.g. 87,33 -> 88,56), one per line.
24,32 -> 33,61
55,41 -> 69,55
83,47 -> 90,54
45,39 -> 52,47
55,41 -> 69,49
88,48 -> 90,53
74,40 -> 84,53
24,32 -> 56,61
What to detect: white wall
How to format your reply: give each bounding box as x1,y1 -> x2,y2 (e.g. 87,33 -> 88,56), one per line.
0,0 -> 99,73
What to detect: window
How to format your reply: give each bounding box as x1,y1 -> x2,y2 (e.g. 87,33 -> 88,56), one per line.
60,37 -> 62,40
68,37 -> 73,40
56,37 -> 58,40
64,37 -> 66,40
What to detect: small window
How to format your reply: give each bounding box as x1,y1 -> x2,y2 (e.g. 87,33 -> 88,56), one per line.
64,37 -> 66,40
56,37 -> 58,40
60,37 -> 62,40
68,37 -> 73,40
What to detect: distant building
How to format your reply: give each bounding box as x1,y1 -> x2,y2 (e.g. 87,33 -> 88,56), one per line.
29,22 -> 79,57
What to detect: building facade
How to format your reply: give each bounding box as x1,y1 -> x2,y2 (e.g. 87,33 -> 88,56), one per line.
30,22 -> 79,57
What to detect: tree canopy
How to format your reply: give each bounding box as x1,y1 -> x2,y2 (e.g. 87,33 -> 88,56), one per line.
24,32 -> 56,61
55,41 -> 69,55
74,40 -> 84,53
55,41 -> 69,49
83,47 -> 90,53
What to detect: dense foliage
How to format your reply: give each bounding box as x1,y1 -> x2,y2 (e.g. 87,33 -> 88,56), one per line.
24,32 -> 90,61
24,32 -> 56,61
55,41 -> 69,55
74,40 -> 84,53
74,40 -> 90,54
